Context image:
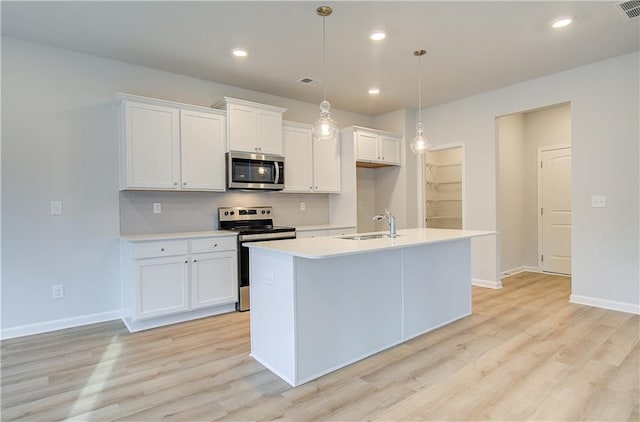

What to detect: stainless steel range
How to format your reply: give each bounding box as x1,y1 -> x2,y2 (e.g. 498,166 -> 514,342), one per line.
218,206 -> 296,311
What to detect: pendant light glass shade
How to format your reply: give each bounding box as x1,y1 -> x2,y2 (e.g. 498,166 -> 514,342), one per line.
410,121 -> 429,154
313,6 -> 338,141
313,100 -> 339,140
410,49 -> 431,155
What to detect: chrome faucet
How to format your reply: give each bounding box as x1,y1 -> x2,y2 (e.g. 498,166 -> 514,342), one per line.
372,209 -> 397,238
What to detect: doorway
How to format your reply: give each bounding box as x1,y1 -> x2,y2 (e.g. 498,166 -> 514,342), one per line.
424,145 -> 464,229
497,102 -> 571,277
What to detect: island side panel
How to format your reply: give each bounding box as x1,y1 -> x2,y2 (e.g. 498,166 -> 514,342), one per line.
294,250 -> 403,385
402,240 -> 472,340
249,248 -> 297,385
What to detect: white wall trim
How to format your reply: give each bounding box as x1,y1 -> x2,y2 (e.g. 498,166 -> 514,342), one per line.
570,295 -> 640,315
501,266 -> 540,278
472,278 -> 503,289
1,310 -> 121,340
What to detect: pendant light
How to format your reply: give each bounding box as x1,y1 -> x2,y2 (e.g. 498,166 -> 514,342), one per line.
312,6 -> 338,141
410,49 -> 431,155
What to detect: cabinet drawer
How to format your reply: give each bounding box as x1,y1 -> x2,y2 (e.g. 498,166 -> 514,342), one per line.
190,236 -> 236,254
133,240 -> 188,259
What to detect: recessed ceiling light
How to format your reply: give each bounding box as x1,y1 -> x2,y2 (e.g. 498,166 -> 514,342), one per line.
368,88 -> 380,95
370,31 -> 387,41
551,16 -> 574,29
232,48 -> 248,57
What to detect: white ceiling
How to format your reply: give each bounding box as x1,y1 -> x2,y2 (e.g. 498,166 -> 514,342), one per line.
2,1 -> 638,116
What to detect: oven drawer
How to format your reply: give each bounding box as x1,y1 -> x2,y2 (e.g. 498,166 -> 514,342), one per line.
133,240 -> 188,259
190,236 -> 236,254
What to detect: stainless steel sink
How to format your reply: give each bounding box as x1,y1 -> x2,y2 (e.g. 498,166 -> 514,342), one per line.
339,234 -> 400,240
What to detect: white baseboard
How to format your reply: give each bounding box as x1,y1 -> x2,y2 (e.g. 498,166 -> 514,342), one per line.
472,278 -> 503,289
501,266 -> 539,278
570,295 -> 640,315
1,310 -> 121,340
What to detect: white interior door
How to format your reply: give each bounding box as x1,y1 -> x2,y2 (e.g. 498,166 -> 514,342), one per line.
540,147 -> 572,274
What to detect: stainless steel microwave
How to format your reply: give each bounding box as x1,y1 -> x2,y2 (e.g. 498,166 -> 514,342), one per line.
226,152 -> 285,190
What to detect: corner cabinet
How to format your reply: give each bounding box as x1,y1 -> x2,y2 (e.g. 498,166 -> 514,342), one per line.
351,127 -> 401,167
282,121 -> 341,193
214,97 -> 287,155
120,233 -> 238,332
115,93 -> 226,191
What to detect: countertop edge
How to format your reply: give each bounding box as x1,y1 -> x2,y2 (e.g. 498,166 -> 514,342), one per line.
245,229 -> 496,259
120,230 -> 237,242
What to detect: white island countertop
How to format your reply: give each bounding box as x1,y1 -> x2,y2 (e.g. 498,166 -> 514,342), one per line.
246,228 -> 495,259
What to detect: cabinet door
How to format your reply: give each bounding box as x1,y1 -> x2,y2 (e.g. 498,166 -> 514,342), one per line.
191,251 -> 237,309
283,125 -> 313,192
355,131 -> 379,162
258,110 -> 284,155
313,137 -> 341,192
381,136 -> 401,164
180,110 -> 226,191
135,256 -> 189,320
123,101 -> 180,189
228,103 -> 258,152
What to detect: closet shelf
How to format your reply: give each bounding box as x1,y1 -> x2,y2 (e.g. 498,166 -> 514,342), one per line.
426,180 -> 462,185
426,162 -> 462,168
427,199 -> 462,202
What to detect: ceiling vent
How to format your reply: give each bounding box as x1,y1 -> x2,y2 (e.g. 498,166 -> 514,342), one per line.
617,0 -> 640,19
298,77 -> 320,86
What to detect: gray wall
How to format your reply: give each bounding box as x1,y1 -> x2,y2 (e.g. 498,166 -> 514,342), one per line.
1,37 -> 372,333
422,53 -> 638,310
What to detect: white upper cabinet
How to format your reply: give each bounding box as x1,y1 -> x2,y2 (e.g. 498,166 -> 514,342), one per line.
215,97 -> 287,155
283,122 -> 314,192
121,101 -> 181,189
352,127 -> 402,166
312,133 -> 341,192
116,93 -> 226,191
283,121 -> 340,193
380,135 -> 401,165
180,109 -> 226,191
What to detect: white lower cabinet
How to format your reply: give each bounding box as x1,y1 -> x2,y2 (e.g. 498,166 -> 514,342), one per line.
136,255 -> 190,320
190,250 -> 236,309
121,234 -> 237,331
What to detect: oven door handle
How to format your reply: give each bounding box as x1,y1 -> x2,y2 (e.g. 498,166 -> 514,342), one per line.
274,161 -> 280,184
239,232 -> 295,242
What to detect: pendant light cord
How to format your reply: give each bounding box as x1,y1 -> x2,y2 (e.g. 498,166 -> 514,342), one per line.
322,15 -> 327,102
418,52 -> 422,124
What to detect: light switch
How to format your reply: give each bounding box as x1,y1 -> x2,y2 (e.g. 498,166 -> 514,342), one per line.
591,195 -> 607,208
153,203 -> 162,214
50,201 -> 63,215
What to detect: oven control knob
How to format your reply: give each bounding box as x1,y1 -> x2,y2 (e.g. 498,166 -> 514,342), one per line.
267,210 -> 271,214
261,210 -> 266,214
230,211 -> 235,216
224,211 -> 229,216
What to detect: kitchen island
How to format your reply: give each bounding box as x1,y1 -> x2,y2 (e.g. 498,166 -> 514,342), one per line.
246,228 -> 495,386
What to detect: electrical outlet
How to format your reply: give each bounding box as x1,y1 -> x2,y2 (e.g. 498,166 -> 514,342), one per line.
50,201 -> 63,215
300,202 -> 306,211
153,203 -> 162,214
591,195 -> 607,208
52,284 -> 64,300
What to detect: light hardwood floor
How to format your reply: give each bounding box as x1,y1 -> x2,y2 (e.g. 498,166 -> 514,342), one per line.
2,272 -> 638,421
